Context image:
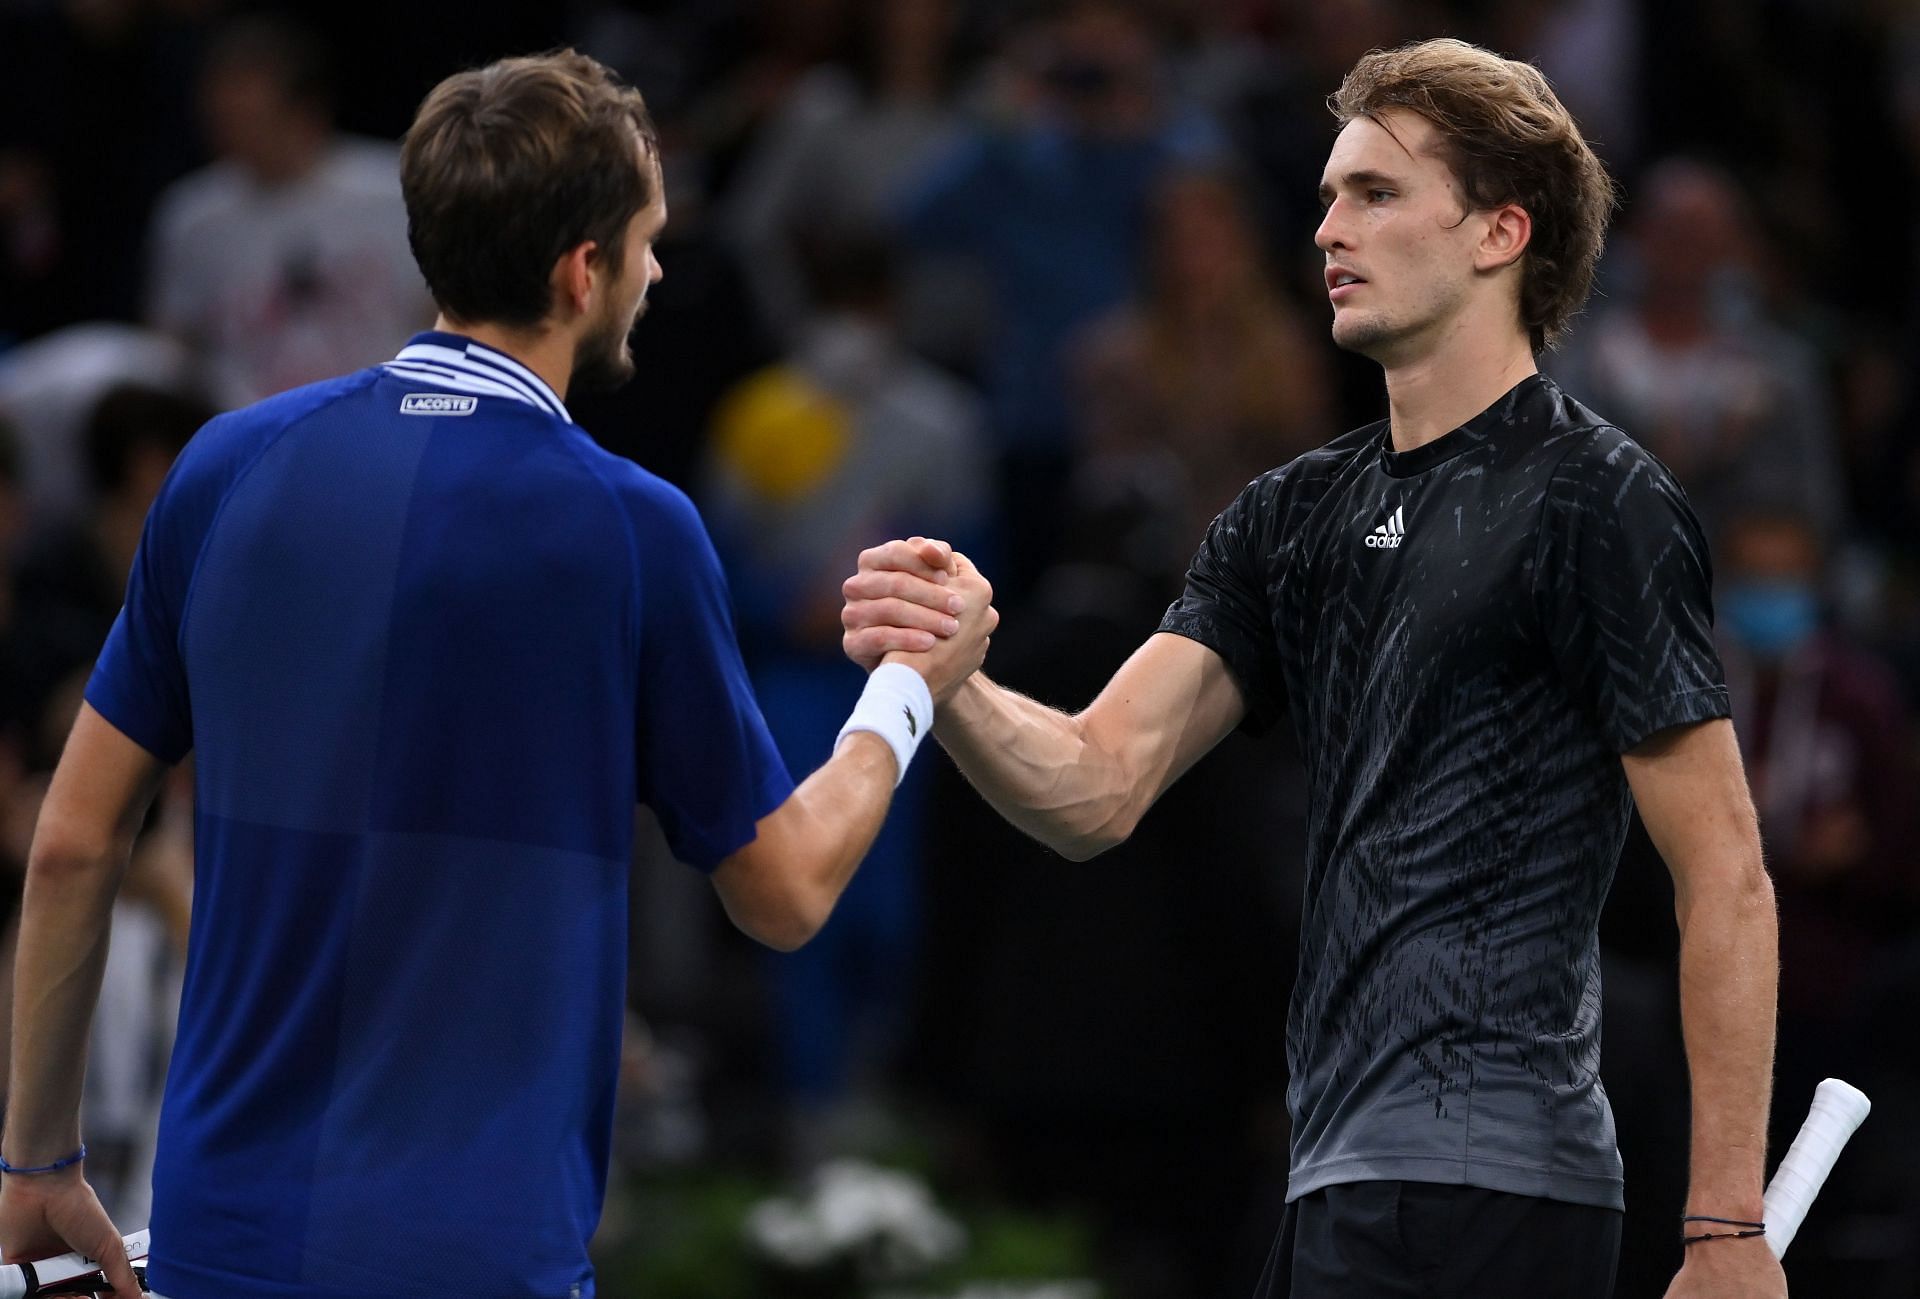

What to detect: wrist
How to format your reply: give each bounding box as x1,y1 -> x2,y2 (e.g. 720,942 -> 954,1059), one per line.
838,662 -> 934,785
937,670 -> 992,728
0,1143 -> 87,1177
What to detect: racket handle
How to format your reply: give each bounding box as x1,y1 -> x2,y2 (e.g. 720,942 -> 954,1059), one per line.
1762,1078 -> 1871,1259
0,1227 -> 149,1297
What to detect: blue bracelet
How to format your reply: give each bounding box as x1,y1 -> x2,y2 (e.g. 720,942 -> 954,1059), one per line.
0,1144 -> 86,1174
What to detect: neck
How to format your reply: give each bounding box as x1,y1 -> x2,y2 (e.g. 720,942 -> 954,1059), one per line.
1380,322 -> 1537,452
435,315 -> 572,402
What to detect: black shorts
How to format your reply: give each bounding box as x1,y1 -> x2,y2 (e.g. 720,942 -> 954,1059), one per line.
1253,1180 -> 1623,1299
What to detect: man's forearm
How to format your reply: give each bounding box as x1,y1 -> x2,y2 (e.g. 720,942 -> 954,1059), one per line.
1674,861 -> 1779,1219
4,846 -> 127,1165
936,674 -> 1135,860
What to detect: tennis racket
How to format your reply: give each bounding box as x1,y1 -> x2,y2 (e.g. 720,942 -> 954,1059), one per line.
1763,1077 -> 1872,1259
0,1229 -> 148,1298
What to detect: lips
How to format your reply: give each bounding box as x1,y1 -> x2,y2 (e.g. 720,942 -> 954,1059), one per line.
1326,266 -> 1366,301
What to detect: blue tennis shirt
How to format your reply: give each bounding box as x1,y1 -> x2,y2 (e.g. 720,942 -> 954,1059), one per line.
85,332 -> 794,1299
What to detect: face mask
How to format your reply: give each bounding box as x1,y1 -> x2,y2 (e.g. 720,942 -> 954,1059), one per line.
1721,581 -> 1820,659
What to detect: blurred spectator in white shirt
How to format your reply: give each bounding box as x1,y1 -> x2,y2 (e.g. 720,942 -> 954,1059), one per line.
1550,158 -> 1845,538
146,16 -> 428,408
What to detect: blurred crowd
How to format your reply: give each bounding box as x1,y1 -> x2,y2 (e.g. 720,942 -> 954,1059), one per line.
2,1 -> 1918,1296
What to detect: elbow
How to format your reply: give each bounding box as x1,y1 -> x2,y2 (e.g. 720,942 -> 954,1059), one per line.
1049,809 -> 1139,862
746,908 -> 825,953
728,885 -> 833,953
24,818 -> 120,883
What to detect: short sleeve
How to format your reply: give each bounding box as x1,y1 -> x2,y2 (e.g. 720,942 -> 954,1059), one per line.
629,483 -> 795,872
1159,479 -> 1286,735
85,472 -> 197,763
1535,431 -> 1730,753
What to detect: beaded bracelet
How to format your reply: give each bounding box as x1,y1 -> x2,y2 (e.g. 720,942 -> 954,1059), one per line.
0,1145 -> 87,1175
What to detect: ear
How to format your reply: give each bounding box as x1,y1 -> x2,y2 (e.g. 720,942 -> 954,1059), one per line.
549,242 -> 599,320
1475,202 -> 1531,274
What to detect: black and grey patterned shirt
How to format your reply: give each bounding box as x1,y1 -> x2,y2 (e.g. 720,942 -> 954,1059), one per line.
1161,374 -> 1728,1210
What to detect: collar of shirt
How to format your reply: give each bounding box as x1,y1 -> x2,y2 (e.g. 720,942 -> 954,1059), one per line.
383,331 -> 572,424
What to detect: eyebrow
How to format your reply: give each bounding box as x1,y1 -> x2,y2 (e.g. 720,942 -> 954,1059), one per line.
1317,169 -> 1404,203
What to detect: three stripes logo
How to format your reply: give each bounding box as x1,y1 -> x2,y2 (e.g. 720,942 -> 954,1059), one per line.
1365,505 -> 1407,549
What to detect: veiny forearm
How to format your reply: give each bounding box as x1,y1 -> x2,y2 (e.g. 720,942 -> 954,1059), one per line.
4,846 -> 127,1165
935,674 -> 1134,859
1674,860 -> 1779,1219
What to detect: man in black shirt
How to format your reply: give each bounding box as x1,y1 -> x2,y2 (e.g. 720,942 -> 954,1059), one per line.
846,39 -> 1784,1299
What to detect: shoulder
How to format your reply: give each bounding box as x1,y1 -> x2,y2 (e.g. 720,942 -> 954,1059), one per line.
1201,422 -> 1380,559
558,434 -> 716,552
157,371 -> 380,530
1239,421 -> 1381,509
181,371 -> 378,473
1521,379 -> 1678,493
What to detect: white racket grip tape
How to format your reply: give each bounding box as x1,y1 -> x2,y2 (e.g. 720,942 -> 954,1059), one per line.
0,1226 -> 149,1298
1762,1078 -> 1871,1259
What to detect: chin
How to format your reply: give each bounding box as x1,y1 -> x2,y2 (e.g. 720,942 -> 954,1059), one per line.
1331,312 -> 1398,358
570,341 -> 636,396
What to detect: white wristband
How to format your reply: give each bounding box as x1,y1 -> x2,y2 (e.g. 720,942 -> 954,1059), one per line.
836,662 -> 935,787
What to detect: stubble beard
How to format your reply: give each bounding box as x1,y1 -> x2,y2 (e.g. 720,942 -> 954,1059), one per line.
1331,308 -> 1403,361
570,300 -> 645,395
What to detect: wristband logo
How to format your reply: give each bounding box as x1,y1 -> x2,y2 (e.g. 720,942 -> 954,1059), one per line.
904,706 -> 918,737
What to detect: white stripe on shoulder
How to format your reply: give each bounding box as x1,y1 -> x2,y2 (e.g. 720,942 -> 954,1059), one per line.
399,343 -> 549,409
382,362 -> 530,404
460,343 -> 569,422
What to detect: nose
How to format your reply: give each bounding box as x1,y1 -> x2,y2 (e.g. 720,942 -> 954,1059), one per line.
1314,198 -> 1350,254
649,251 -> 663,285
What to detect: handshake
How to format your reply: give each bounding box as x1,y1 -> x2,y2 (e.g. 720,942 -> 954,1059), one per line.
840,536 -> 999,704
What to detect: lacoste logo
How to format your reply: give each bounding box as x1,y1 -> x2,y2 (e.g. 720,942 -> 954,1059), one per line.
1364,505 -> 1406,549
400,393 -> 478,416
904,706 -> 918,737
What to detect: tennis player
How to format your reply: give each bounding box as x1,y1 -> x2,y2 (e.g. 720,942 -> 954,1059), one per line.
0,51 -> 992,1299
844,40 -> 1784,1299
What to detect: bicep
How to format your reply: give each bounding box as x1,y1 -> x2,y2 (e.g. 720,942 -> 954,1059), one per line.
1080,632 -> 1247,813
1621,718 -> 1763,899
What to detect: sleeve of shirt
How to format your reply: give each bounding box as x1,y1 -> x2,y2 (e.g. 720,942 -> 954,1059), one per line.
628,480 -> 795,872
84,464 -> 200,764
1535,429 -> 1731,753
1159,477 -> 1286,735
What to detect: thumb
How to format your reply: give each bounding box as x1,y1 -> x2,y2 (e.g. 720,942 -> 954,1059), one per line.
911,536 -> 954,574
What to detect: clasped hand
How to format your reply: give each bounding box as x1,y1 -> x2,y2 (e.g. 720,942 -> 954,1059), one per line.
841,536 -> 996,702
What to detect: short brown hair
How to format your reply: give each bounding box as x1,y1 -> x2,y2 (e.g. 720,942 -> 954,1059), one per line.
401,50 -> 659,328
1330,38 -> 1615,351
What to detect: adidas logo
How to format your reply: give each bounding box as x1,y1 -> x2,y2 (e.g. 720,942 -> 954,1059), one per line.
1364,505 -> 1407,549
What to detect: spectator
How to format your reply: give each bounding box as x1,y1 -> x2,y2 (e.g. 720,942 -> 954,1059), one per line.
1072,166 -> 1332,543
896,0 -> 1221,597
1716,505 -> 1920,1282
0,324 -> 195,525
1718,510 -> 1915,1079
147,16 -> 428,407
723,0 -> 982,362
702,228 -> 990,1163
9,384 -> 214,737
1549,158 -> 1845,538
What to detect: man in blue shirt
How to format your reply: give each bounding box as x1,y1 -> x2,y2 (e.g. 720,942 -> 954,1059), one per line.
0,51 -> 992,1299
